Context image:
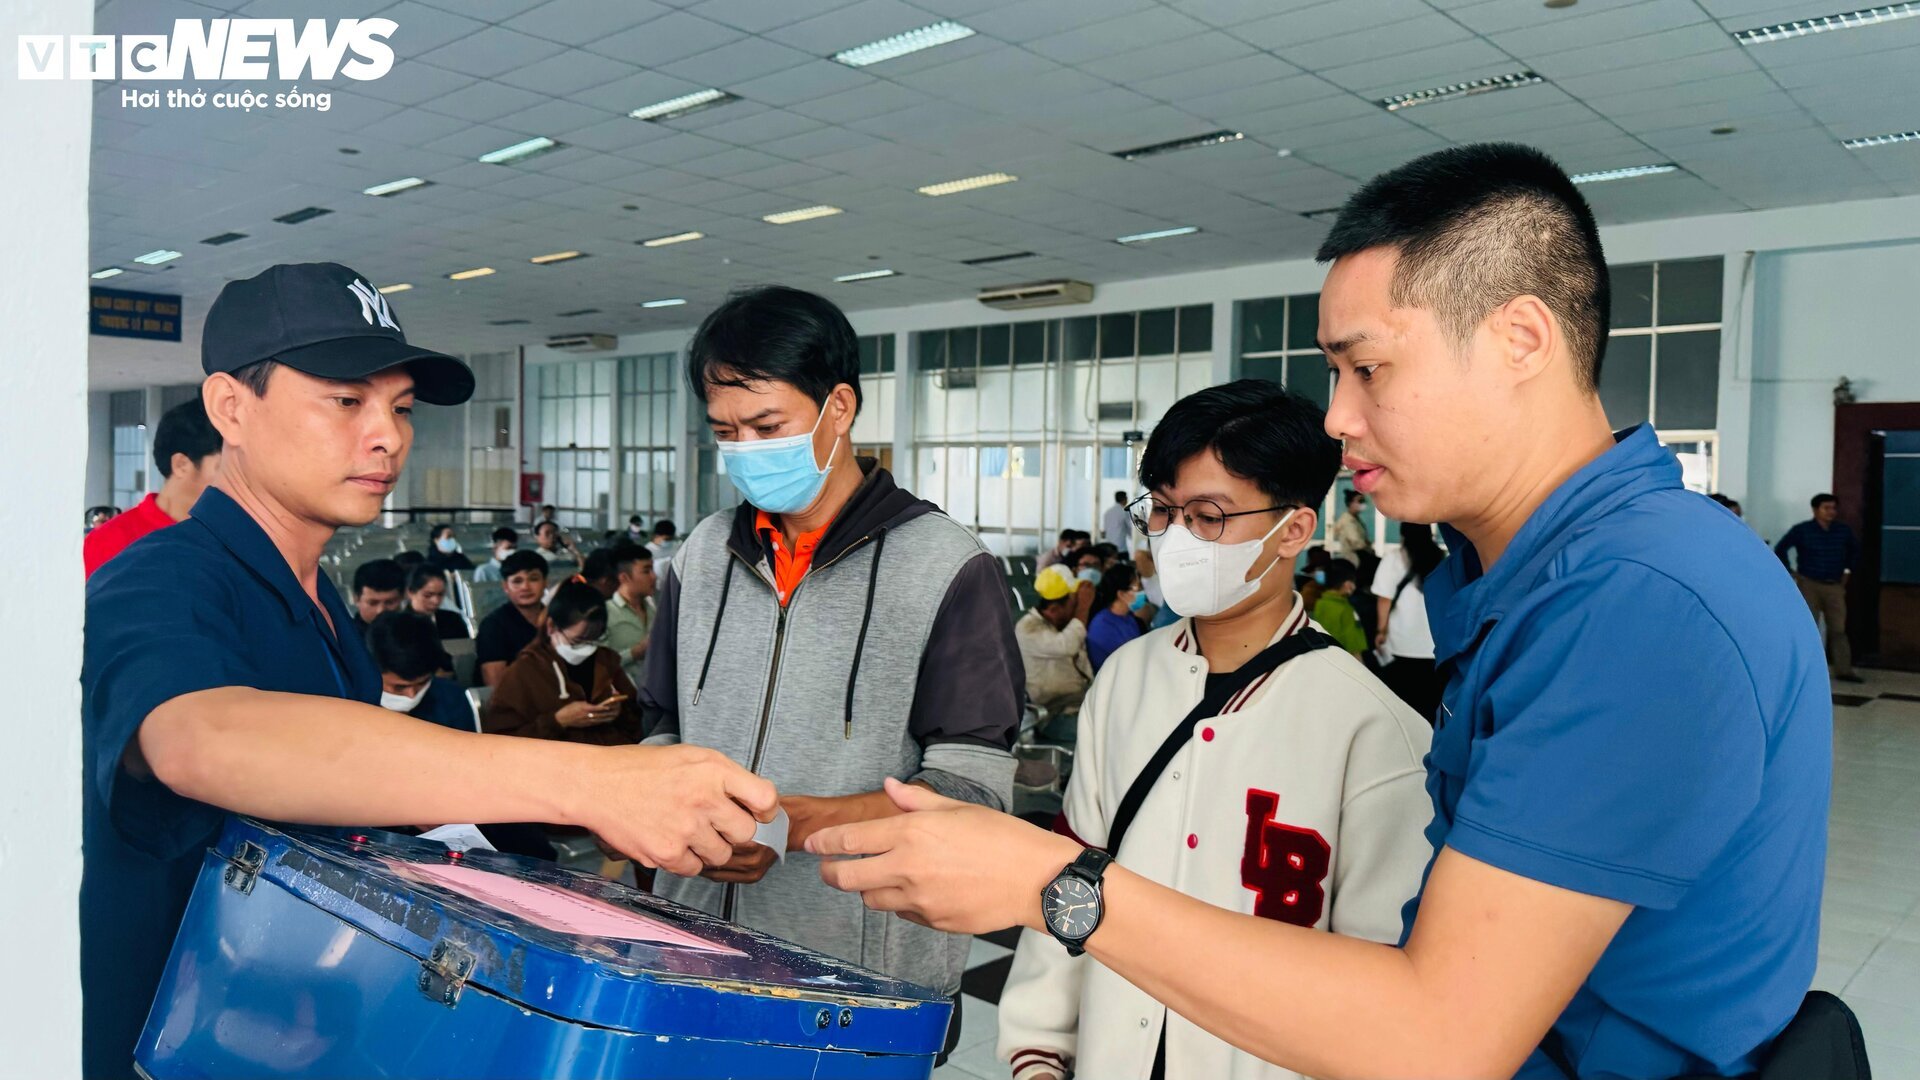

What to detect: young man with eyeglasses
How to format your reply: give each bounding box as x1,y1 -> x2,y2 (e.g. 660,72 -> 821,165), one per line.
995,380 -> 1433,1080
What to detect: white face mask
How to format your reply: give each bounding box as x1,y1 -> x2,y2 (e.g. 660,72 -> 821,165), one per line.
1149,509 -> 1295,619
380,685 -> 428,712
435,537 -> 460,554
552,634 -> 597,665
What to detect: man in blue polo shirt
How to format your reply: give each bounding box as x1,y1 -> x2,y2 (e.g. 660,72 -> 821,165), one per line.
81,262 -> 778,1079
1776,492 -> 1862,682
805,144 -> 1833,1080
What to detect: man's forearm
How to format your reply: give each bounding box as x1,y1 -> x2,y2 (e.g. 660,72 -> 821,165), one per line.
784,785 -> 929,850
141,687 -> 589,829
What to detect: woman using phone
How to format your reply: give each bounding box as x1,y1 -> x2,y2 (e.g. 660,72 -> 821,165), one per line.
482,581 -> 643,746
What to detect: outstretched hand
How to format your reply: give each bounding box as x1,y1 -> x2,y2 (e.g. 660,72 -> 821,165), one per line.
807,777 -> 1081,935
574,744 -> 778,878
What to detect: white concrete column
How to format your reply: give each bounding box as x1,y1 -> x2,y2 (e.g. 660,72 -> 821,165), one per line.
1,0 -> 92,1071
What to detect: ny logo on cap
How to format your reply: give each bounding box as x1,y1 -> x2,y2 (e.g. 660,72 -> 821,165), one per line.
347,279 -> 400,332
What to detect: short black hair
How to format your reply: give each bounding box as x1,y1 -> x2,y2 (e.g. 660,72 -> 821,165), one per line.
500,550 -> 548,580
609,540 -> 651,575
687,285 -> 861,414
353,558 -> 405,597
405,563 -> 447,594
432,523 -> 455,541
366,611 -> 444,681
581,547 -> 619,583
1326,561 -> 1358,589
541,504 -> 556,513
1091,542 -> 1118,561
1316,142 -> 1610,391
1813,493 -> 1837,510
535,520 -> 560,537
1345,489 -> 1364,507
1056,529 -> 1076,543
547,580 -> 609,638
653,519 -> 677,538
152,398 -> 223,479
1114,491 -> 1127,503
233,359 -> 279,397
628,514 -> 643,526
491,526 -> 518,545
1138,380 -> 1342,509
1092,563 -> 1139,613
393,550 -> 426,571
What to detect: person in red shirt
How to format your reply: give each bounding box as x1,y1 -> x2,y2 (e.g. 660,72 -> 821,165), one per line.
84,397 -> 224,578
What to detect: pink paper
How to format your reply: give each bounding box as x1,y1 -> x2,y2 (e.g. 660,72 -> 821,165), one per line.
391,859 -> 745,956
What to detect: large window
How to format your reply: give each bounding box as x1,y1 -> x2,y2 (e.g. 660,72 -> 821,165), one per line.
109,390 -> 147,509
1237,293 -> 1327,407
1602,258 -> 1724,492
619,353 -> 677,529
466,352 -> 518,510
853,334 -> 898,469
534,358 -> 613,532
913,306 -> 1213,553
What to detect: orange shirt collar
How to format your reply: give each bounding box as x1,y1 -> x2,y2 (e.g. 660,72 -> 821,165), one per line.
755,509 -> 831,606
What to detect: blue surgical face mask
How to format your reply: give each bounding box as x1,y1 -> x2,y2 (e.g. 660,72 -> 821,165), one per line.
1312,569 -> 1327,585
1077,567 -> 1103,586
435,537 -> 459,554
1128,589 -> 1149,613
716,404 -> 839,515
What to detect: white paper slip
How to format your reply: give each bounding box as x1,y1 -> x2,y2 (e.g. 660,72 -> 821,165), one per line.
752,808 -> 790,861
418,824 -> 496,853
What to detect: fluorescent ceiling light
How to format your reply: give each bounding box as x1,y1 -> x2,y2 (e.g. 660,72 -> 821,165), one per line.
1115,226 -> 1199,244
134,249 -> 182,265
832,20 -> 974,67
377,283 -> 412,294
1381,71 -> 1542,111
447,267 -> 495,281
763,205 -> 843,225
1569,163 -> 1679,184
1733,2 -> 1917,43
629,89 -> 738,121
834,269 -> 897,282
1842,129 -> 1920,148
479,136 -> 561,165
640,230 -> 704,247
642,297 -> 686,308
918,172 -> 1018,196
363,176 -> 430,197
1113,130 -> 1243,161
529,250 -> 587,265
91,267 -> 124,279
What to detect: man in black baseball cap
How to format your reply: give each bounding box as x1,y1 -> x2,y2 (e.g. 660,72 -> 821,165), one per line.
201,261 -> 474,404
79,263 -> 780,1078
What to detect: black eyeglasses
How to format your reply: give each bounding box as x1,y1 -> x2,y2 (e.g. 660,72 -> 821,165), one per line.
1128,494 -> 1295,542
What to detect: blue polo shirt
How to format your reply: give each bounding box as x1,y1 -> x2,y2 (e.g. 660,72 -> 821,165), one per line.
80,487 -> 379,1078
1406,426 -> 1830,1079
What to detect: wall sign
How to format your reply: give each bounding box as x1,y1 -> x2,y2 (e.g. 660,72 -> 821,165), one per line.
90,287 -> 182,341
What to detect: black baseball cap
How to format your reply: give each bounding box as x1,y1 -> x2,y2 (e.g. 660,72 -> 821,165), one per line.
202,262 -> 473,405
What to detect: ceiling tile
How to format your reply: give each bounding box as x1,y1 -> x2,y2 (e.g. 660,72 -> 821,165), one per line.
660,36 -> 817,84
418,26 -> 568,80
583,11 -> 744,65
1271,14 -> 1476,71
494,48 -> 639,96
1488,0 -> 1712,58
504,0 -> 674,46
763,0 -> 936,55
730,59 -> 876,106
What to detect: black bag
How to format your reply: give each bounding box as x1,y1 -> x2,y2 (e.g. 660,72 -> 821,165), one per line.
1541,990 -> 1870,1080
1104,629 -> 1337,856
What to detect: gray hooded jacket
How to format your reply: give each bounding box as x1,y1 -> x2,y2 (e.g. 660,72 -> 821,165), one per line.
641,461 -> 1021,995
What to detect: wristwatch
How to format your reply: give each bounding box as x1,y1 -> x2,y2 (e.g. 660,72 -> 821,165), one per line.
1042,847 -> 1113,957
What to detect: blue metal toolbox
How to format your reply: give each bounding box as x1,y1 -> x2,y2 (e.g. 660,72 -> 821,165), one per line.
136,818 -> 952,1078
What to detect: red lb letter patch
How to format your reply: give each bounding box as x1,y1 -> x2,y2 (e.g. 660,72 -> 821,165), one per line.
1241,789 -> 1331,927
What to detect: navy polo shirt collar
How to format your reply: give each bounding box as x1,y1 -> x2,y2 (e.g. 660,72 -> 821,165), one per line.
1428,424 -> 1680,665
189,486 -> 355,636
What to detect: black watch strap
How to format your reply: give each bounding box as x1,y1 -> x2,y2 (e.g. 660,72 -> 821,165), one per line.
1067,846 -> 1113,885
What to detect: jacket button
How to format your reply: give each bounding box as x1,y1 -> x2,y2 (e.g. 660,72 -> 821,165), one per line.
1187,834 -> 1198,849
1189,665 -> 1198,673
1171,771 -> 1180,781
1201,727 -> 1215,742
1140,1018 -> 1150,1028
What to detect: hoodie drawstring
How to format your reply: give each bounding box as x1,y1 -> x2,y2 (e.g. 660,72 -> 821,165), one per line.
843,528 -> 888,739
692,557 -> 735,706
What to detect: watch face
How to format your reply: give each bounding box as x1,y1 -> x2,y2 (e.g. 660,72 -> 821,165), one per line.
1043,875 -> 1101,941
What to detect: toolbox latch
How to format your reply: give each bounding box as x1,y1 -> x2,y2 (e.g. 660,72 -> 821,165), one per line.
418,940 -> 476,1008
221,840 -> 267,895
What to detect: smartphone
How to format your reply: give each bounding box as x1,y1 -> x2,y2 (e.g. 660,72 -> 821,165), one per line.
597,693 -> 628,708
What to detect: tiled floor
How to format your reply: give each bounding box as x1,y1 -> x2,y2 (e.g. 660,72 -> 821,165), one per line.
936,668 -> 1920,1080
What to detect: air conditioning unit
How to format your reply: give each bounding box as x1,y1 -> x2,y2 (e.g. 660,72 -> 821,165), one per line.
977,280 -> 1093,310
935,367 -> 979,390
545,333 -> 617,353
1097,401 -> 1138,423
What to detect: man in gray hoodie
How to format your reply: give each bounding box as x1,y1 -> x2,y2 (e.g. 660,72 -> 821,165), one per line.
640,285 -> 1020,1057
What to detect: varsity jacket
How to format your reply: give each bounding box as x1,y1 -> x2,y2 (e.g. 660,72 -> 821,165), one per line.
999,598 -> 1434,1080
641,460 -> 1021,996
